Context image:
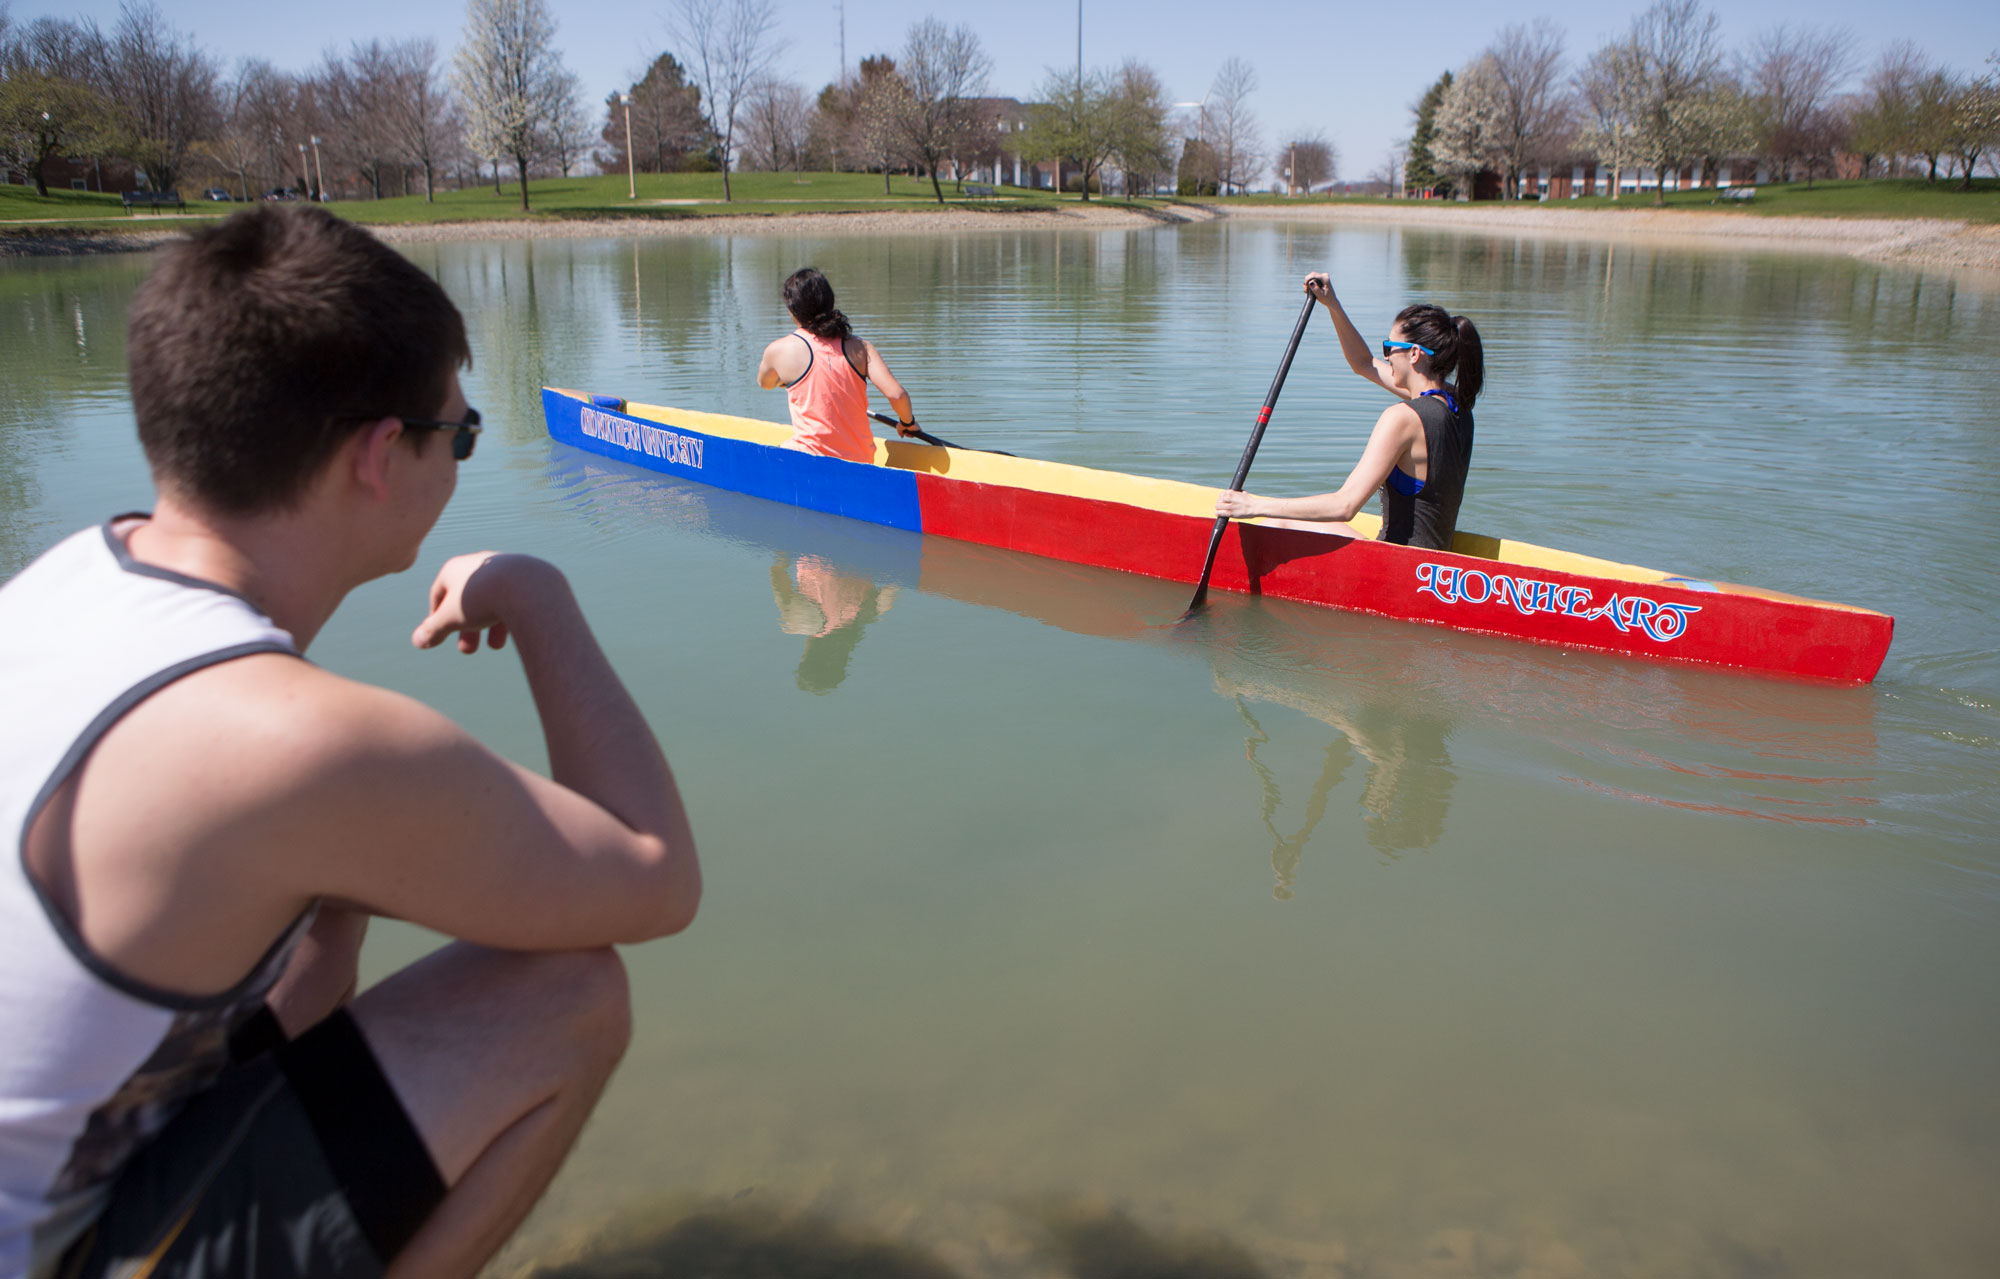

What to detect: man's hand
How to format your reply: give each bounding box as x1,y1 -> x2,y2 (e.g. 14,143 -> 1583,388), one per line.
412,552 -> 566,654
1303,271 -> 1333,301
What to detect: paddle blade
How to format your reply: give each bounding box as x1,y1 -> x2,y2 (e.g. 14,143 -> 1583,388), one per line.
1177,514 -> 1232,619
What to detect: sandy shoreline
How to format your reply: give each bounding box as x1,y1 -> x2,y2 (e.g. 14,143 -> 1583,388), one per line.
1209,201 -> 2000,273
3,199 -> 1995,273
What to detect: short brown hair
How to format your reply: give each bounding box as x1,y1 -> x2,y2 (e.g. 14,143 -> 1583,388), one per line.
127,205 -> 471,515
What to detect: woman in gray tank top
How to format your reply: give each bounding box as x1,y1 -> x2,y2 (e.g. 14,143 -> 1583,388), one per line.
1216,274 -> 1484,552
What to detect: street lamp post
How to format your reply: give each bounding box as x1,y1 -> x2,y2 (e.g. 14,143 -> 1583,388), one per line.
297,143 -> 309,200
309,136 -> 326,202
621,93 -> 636,199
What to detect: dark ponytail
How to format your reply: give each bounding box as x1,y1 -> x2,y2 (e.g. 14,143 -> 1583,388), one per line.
782,266 -> 852,341
1450,315 -> 1483,413
1394,303 -> 1484,413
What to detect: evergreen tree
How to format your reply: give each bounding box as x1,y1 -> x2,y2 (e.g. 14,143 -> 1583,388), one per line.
1404,70 -> 1453,197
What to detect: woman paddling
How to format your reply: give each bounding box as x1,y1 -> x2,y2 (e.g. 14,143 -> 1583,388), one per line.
757,266 -> 919,464
1216,273 -> 1484,550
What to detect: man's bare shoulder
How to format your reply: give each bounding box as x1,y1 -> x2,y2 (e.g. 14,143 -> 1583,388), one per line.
76,653 -> 477,885
112,651 -> 462,778
50,655 -> 488,988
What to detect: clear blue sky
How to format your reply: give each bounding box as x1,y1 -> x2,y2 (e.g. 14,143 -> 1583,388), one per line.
26,0 -> 2000,182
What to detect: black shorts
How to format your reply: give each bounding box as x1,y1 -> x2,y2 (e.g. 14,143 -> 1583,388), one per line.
58,1008 -> 446,1279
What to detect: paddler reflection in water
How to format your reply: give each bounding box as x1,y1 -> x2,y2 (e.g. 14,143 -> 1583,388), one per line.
769,553 -> 897,694
1216,273 -> 1485,551
756,266 -> 920,463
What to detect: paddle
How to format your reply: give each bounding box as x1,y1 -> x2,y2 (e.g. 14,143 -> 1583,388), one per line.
870,412 -> 1016,456
1180,293 -> 1318,618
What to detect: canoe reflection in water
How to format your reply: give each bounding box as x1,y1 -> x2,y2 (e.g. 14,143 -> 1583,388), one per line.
769,553 -> 897,694
546,450 -> 1883,896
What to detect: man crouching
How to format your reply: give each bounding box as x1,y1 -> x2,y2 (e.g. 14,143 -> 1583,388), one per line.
0,205 -> 700,1279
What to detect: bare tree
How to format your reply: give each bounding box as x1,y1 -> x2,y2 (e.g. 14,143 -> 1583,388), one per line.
1743,24 -> 1856,181
321,43 -> 401,199
543,69 -> 590,176
1207,57 -> 1262,194
739,75 -> 810,171
100,2 -> 220,195
1368,142 -> 1407,193
1275,132 -> 1336,192
453,0 -> 572,210
1487,19 -> 1569,197
892,18 -> 990,202
197,62 -> 270,200
1848,43 -> 1929,177
667,0 -> 783,200
380,38 -> 451,200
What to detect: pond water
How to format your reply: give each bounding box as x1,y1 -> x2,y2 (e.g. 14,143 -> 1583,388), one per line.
3,220 -> 1997,1278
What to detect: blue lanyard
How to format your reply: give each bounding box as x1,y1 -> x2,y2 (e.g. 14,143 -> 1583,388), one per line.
1419,388 -> 1459,415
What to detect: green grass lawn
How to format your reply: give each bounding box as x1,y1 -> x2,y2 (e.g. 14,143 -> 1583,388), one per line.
0,184 -> 139,222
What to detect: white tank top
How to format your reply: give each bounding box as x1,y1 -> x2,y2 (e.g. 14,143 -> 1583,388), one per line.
0,519 -> 309,1278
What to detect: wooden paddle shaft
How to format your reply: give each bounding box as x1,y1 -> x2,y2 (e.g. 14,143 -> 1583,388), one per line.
1187,294 -> 1319,611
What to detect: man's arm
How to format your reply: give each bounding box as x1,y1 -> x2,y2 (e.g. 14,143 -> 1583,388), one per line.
297,552 -> 699,944
412,554 -> 694,877
240,553 -> 699,952
44,551 -> 696,999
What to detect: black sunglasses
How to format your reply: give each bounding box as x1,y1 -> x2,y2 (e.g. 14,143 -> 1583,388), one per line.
398,408 -> 483,460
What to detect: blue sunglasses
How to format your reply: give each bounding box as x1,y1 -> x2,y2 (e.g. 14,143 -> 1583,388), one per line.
1381,339 -> 1436,359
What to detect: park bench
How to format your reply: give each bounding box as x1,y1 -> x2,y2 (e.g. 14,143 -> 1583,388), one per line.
121,190 -> 186,214
1712,186 -> 1755,204
962,183 -> 996,198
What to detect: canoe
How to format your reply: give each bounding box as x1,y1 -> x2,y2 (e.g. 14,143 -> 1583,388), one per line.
541,389 -> 1894,682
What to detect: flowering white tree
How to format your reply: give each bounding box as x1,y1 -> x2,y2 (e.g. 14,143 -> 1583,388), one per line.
1576,41 -> 1643,198
453,0 -> 572,209
1433,56 -> 1509,194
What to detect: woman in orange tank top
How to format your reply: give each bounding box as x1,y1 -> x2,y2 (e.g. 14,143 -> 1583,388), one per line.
756,267 -> 918,464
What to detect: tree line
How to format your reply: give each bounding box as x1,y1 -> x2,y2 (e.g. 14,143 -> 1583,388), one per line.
0,0 -> 1346,209
0,0 -> 596,208
718,34 -> 1338,202
1403,1 -> 2000,203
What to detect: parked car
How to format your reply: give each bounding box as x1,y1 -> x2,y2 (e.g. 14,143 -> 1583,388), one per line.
203,188 -> 232,202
